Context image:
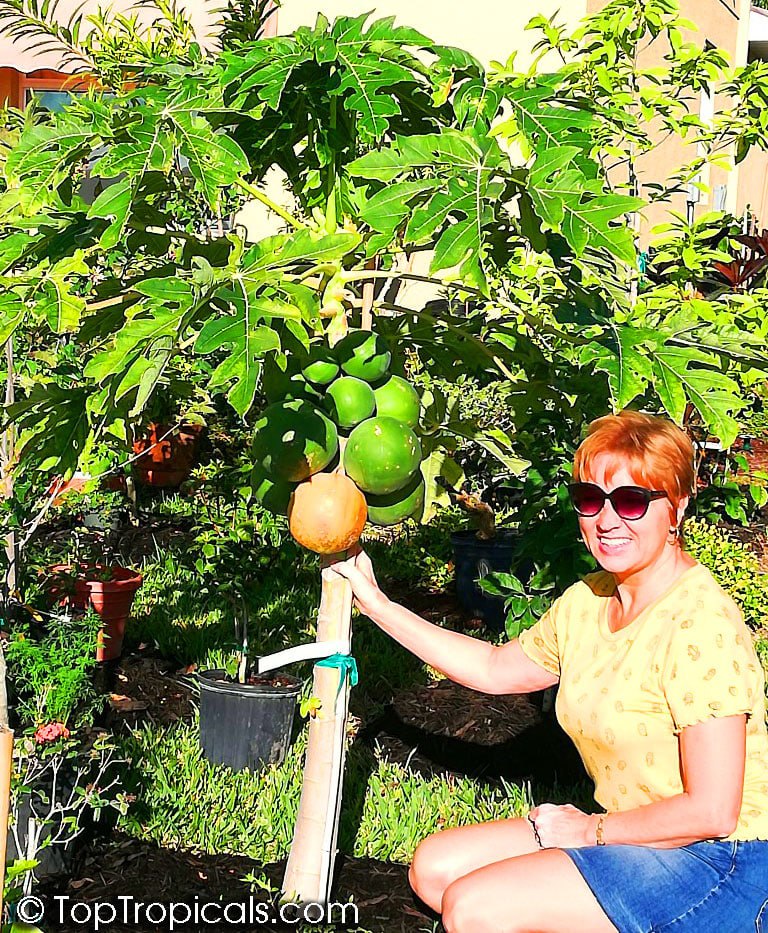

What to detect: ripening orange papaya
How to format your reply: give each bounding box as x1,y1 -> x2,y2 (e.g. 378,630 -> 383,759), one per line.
288,472 -> 368,554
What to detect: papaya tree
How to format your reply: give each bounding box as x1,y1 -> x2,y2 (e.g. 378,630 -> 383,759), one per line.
0,0 -> 767,904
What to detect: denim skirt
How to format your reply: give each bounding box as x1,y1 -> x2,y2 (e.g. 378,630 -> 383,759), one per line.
562,839 -> 768,932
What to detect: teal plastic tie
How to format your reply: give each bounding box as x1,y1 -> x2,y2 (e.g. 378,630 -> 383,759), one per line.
315,653 -> 359,700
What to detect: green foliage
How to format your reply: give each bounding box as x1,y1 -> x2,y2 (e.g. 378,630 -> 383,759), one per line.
117,718 -> 531,864
693,454 -> 768,527
6,608 -> 103,727
10,729 -> 126,897
683,518 -> 768,630
1,0 -> 766,532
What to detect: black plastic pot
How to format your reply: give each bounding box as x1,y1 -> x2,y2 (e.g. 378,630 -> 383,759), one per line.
451,529 -> 519,632
198,669 -> 301,772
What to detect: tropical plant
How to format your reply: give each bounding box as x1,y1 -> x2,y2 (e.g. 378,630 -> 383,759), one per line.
0,0 -> 764,531
5,607 -> 103,728
1,0 -> 768,905
10,728 -> 125,895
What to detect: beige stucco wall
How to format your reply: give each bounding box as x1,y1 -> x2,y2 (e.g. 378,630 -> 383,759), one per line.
274,0 -> 588,68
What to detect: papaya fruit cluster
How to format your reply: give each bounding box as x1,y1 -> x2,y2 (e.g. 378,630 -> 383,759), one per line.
251,330 -> 425,554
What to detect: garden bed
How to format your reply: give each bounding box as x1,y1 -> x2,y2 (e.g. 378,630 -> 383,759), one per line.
38,637 -> 587,933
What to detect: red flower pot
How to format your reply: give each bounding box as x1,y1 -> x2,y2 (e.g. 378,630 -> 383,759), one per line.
45,564 -> 143,662
48,472 -> 127,507
132,422 -> 203,487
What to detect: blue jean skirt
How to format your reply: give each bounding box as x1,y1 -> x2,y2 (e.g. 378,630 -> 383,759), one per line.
562,839 -> 768,932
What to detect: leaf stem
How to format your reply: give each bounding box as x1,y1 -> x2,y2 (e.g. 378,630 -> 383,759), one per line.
340,269 -> 484,297
235,179 -> 306,230
376,300 -> 517,381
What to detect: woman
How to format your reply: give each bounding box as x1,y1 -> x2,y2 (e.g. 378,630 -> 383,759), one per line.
330,411 -> 768,933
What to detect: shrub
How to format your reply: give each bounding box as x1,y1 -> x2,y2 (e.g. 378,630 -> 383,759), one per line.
6,609 -> 103,728
684,519 -> 768,630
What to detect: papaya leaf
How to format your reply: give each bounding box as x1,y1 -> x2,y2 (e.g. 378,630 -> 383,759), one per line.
350,131 -> 503,289
0,291 -> 26,345
443,421 -> 530,475
195,284 -> 282,416
168,108 -> 250,210
8,384 -> 90,473
4,117 -> 96,212
222,38 -> 308,110
242,230 -> 362,278
327,13 -> 434,142
419,436 -> 465,524
84,304 -> 185,384
87,177 -> 132,222
578,325 -> 655,409
133,278 -> 195,305
649,346 -> 745,445
33,252 -> 89,334
504,77 -> 597,155
528,148 -> 641,263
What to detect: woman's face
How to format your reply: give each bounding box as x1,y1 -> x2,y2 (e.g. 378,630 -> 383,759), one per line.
577,453 -> 685,577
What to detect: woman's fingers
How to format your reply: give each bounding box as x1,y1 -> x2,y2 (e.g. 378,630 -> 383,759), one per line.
354,549 -> 378,584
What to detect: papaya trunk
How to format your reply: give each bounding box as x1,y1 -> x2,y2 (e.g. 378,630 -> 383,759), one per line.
2,339 -> 16,600
0,646 -> 13,923
282,569 -> 353,904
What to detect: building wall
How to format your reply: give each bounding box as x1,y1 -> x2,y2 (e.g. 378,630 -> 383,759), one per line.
275,0 -> 588,68
736,6 -> 768,229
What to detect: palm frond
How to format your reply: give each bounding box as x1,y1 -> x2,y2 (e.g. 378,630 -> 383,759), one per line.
0,0 -> 94,71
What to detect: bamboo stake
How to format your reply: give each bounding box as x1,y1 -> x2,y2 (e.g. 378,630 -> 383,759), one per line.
281,570 -> 353,904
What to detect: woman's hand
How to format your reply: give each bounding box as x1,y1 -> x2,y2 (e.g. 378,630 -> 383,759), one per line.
527,803 -> 596,849
325,549 -> 388,620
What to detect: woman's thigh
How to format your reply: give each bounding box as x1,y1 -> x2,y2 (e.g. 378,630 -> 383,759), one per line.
441,848 -> 619,933
409,817 -> 540,911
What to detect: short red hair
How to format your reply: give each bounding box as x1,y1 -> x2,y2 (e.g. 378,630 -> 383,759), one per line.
573,411 -> 695,506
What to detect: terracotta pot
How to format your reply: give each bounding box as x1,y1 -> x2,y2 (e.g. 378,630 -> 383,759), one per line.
48,472 -> 126,507
132,422 -> 203,487
45,564 -> 143,662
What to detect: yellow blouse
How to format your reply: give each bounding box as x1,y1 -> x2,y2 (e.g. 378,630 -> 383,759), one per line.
518,563 -> 768,841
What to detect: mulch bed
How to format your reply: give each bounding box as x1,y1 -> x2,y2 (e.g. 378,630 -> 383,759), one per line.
44,838 -> 431,932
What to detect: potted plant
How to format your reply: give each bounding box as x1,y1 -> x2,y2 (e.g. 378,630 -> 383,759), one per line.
132,420 -> 205,488
4,608 -> 125,889
192,495 -> 301,772
41,511 -> 142,663
448,485 -> 521,632
198,605 -> 301,773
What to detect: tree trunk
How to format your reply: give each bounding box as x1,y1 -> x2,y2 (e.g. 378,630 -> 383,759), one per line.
282,570 -> 353,904
0,647 -> 13,923
1,339 -> 16,601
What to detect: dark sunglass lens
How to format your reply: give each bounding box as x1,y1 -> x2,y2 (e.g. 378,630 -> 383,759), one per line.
612,488 -> 648,520
571,485 -> 605,516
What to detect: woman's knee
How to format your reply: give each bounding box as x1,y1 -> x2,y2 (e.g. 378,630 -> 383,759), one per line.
441,876 -> 495,933
408,830 -> 457,906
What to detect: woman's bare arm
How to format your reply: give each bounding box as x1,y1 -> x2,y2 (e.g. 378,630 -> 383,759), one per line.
596,714 -> 746,847
328,552 -> 559,696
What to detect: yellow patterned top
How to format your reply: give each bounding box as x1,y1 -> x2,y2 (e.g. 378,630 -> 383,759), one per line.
518,563 -> 768,841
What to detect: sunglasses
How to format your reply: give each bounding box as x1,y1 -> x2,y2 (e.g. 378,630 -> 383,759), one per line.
568,482 -> 668,521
